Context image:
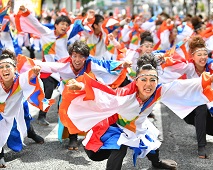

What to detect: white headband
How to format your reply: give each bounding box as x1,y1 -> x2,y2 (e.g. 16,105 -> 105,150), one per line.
0,58 -> 16,67
191,48 -> 208,55
136,74 -> 158,80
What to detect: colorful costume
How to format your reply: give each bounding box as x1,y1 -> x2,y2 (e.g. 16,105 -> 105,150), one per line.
59,72 -> 213,164
0,69 -> 54,151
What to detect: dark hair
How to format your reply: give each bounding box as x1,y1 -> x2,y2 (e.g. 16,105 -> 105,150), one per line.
198,14 -> 203,20
155,19 -> 163,26
159,12 -> 170,20
186,14 -> 192,18
140,31 -> 153,45
131,14 -> 137,20
136,53 -> 158,76
191,16 -> 202,32
92,14 -> 104,29
81,11 -> 86,17
0,49 -> 17,65
68,41 -> 90,57
183,16 -> 191,22
44,16 -> 52,23
54,15 -> 71,28
109,12 -> 113,17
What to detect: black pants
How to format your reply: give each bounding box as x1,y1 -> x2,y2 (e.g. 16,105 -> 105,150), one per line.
184,104 -> 213,147
84,146 -> 160,170
38,76 -> 59,118
84,145 -> 128,170
26,46 -> 35,59
0,148 -> 4,159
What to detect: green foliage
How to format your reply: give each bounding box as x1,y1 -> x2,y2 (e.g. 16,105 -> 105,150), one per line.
198,1 -> 205,12
81,0 -> 94,6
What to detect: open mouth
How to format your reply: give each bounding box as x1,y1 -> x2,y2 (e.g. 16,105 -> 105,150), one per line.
74,63 -> 81,66
199,61 -> 206,65
144,88 -> 152,93
3,73 -> 10,78
61,29 -> 66,33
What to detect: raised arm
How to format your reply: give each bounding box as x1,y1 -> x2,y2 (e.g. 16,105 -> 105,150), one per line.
15,5 -> 50,36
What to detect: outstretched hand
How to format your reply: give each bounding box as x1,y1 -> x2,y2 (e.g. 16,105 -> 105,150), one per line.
156,54 -> 166,65
19,5 -> 26,12
6,0 -> 12,9
32,65 -> 41,76
108,33 -> 114,41
87,9 -> 95,22
123,60 -> 132,68
67,79 -> 83,90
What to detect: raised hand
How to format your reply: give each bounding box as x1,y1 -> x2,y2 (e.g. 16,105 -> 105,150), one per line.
123,60 -> 132,68
19,5 -> 26,12
6,0 -> 12,9
87,9 -> 95,21
108,33 -> 115,41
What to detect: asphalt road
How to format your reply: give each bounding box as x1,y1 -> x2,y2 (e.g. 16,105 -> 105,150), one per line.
2,50 -> 213,170
4,96 -> 213,170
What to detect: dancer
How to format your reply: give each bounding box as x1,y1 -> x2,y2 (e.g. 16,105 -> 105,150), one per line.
0,49 -> 54,168
62,51 -> 213,169
158,35 -> 213,159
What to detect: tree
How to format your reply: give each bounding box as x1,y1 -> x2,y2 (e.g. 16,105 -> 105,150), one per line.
81,0 -> 93,6
52,0 -> 62,10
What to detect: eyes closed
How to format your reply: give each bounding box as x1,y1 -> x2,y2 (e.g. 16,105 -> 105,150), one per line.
0,64 -> 12,70
138,77 -> 158,83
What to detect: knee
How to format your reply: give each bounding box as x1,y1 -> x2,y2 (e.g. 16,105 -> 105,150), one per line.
119,145 -> 128,157
84,149 -> 106,161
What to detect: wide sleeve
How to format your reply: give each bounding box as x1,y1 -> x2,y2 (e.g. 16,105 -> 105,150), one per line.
15,9 -> 50,36
59,73 -> 137,133
19,69 -> 55,112
157,52 -> 192,83
161,72 -> 213,118
90,57 -> 128,88
17,54 -> 68,74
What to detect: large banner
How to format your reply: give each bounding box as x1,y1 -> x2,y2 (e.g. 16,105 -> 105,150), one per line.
2,0 -> 42,16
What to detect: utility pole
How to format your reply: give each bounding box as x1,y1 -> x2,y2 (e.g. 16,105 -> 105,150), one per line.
65,0 -> 75,12
127,0 -> 134,16
207,0 -> 210,18
194,0 -> 197,15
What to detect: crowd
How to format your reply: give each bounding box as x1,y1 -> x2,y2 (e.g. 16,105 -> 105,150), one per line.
1,0 -> 213,169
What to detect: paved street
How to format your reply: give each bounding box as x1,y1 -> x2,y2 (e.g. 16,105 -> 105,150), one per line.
3,97 -> 213,170
2,50 -> 213,169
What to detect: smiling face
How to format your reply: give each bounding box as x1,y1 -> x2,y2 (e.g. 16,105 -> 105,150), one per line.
70,52 -> 86,71
55,21 -> 70,36
192,48 -> 208,69
139,41 -> 154,54
136,69 -> 158,102
0,58 -> 16,83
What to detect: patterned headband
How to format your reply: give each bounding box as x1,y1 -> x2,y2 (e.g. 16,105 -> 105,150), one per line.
136,74 -> 159,80
0,58 -> 16,67
191,48 -> 208,55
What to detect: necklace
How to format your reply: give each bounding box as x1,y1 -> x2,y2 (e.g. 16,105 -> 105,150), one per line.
0,78 -> 13,93
195,67 -> 204,77
136,92 -> 149,106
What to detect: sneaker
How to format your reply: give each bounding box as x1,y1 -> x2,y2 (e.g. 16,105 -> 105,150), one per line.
152,159 -> 177,169
37,117 -> 50,126
0,157 -> 6,168
68,138 -> 78,150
